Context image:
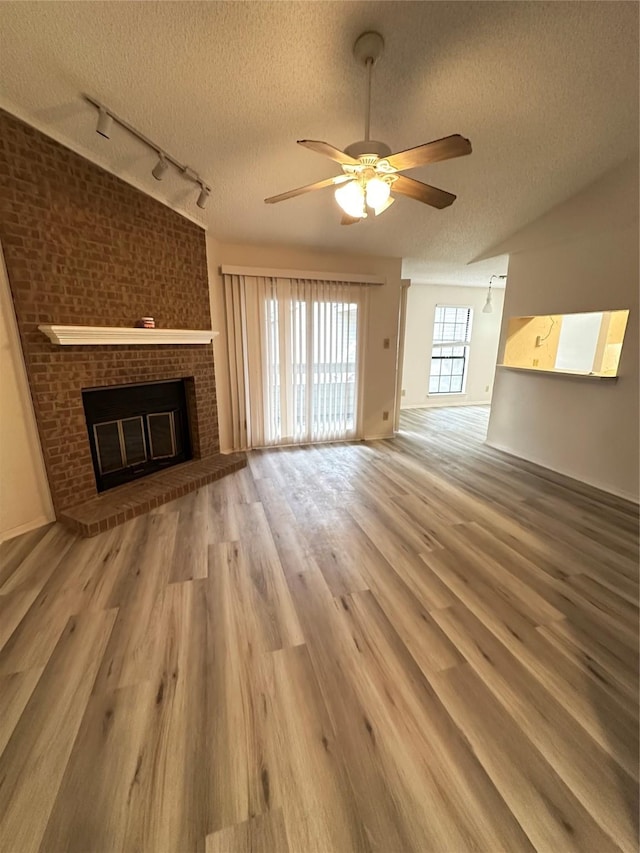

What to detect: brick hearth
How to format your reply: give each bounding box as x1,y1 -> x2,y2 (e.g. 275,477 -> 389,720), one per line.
0,109 -> 238,531
60,453 -> 246,537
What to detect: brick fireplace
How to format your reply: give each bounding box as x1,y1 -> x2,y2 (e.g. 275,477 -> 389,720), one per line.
0,109 -> 244,534
82,378 -> 194,492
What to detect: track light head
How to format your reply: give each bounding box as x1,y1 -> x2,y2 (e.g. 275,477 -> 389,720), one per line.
152,154 -> 169,181
96,108 -> 113,139
196,184 -> 210,209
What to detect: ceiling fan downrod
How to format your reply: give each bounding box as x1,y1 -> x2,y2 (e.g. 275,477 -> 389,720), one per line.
364,57 -> 373,142
346,31 -> 391,160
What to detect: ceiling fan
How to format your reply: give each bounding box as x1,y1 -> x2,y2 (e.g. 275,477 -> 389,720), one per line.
264,31 -> 472,225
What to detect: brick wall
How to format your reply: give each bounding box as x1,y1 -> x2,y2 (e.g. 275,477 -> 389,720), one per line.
0,109 -> 219,513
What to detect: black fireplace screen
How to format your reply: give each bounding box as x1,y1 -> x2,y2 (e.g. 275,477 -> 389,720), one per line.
82,380 -> 192,492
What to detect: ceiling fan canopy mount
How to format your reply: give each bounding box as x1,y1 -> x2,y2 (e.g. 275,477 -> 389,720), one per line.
343,140 -> 392,160
352,30 -> 385,68
264,30 -> 472,223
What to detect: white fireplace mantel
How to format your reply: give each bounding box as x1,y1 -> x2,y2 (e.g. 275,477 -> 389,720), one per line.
38,324 -> 218,346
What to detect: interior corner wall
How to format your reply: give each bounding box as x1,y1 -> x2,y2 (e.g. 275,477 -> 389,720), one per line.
0,243 -> 53,541
206,238 -> 403,450
401,284 -> 504,408
487,220 -> 639,502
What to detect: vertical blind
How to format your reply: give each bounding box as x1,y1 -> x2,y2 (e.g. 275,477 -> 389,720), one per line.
223,273 -> 368,450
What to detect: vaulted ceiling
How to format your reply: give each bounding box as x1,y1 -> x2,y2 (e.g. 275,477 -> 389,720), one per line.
0,1 -> 638,285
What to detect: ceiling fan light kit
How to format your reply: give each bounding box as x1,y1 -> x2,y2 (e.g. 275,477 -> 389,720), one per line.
264,30 -> 472,225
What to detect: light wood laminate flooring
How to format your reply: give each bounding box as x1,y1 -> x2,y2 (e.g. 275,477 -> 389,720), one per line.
1,406 -> 638,852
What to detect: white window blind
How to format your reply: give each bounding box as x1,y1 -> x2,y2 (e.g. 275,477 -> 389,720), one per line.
223,274 -> 367,449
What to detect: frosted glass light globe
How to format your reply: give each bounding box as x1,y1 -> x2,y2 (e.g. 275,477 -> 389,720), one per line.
365,177 -> 390,210
335,181 -> 365,218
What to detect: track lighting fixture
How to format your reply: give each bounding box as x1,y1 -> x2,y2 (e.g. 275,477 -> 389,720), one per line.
196,184 -> 210,209
96,108 -> 113,139
152,153 -> 169,181
84,95 -> 212,211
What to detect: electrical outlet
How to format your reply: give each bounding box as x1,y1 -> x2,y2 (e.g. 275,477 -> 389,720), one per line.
485,385 -> 490,392
533,358 -> 539,367
382,411 -> 389,421
401,389 -> 406,396
535,335 -> 542,347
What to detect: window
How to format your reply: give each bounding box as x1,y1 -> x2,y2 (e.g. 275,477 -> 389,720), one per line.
429,306 -> 473,394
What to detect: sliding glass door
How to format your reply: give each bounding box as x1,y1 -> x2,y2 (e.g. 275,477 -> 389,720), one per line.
223,274 -> 366,449
266,294 -> 359,444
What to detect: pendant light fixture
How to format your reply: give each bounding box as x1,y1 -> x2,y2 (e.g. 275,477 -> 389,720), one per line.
483,275 -> 507,313
482,282 -> 494,314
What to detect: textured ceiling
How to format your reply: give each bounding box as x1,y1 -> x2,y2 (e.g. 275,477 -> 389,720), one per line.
0,1 -> 638,285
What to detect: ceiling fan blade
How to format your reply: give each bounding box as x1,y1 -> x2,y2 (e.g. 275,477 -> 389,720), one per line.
340,213 -> 362,225
264,174 -> 349,204
392,175 -> 456,209
297,140 -> 359,166
386,134 -> 472,172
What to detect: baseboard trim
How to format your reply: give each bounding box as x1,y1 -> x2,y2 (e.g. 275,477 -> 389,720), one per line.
364,433 -> 395,441
485,439 -> 639,505
0,513 -> 54,544
401,401 -> 490,410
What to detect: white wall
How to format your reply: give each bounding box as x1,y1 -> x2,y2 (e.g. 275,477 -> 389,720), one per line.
401,284 -> 504,408
0,244 -> 54,541
487,158 -> 639,501
206,238 -> 403,451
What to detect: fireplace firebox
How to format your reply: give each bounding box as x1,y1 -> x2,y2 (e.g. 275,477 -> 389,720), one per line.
82,379 -> 192,492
